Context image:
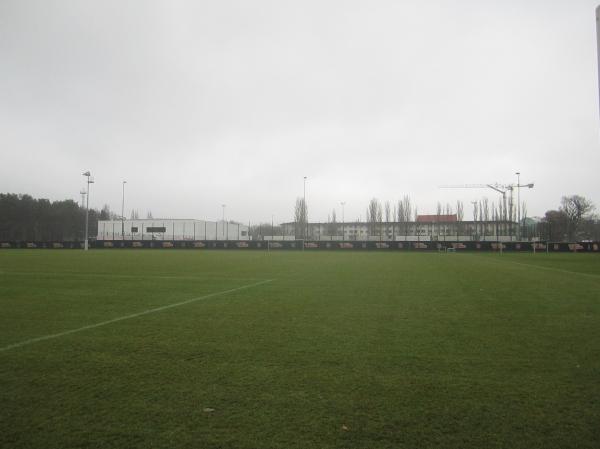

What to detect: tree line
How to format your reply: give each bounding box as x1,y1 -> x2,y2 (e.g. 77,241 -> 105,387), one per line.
0,193 -> 120,241
289,194 -> 597,241
0,192 -> 597,242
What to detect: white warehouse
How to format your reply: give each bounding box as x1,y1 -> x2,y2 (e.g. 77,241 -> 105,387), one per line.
97,219 -> 249,241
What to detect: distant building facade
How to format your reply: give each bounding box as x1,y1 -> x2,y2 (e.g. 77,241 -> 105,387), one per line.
278,214 -> 519,242
97,219 -> 249,241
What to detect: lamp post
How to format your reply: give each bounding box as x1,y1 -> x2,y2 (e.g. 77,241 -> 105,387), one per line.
82,171 -> 93,251
341,201 -> 346,241
121,180 -> 127,240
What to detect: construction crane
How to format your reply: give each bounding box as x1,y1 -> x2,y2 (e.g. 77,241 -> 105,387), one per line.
439,182 -> 534,201
439,183 -> 514,200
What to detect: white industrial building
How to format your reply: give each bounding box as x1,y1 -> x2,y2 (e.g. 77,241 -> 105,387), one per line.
97,219 -> 249,241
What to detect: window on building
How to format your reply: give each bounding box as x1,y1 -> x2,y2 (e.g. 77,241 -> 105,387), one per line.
131,227 -> 138,233
146,227 -> 166,233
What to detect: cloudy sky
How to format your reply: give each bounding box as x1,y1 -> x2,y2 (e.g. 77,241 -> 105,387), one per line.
1,0 -> 598,223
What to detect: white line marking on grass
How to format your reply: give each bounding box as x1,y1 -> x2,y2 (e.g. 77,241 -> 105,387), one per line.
0,271 -> 266,282
471,255 -> 600,281
0,279 -> 274,353
500,260 -> 600,280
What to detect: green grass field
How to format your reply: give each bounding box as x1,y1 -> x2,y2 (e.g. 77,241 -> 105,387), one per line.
1,250 -> 599,449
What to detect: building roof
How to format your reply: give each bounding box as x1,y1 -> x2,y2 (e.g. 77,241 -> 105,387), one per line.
416,214 -> 458,223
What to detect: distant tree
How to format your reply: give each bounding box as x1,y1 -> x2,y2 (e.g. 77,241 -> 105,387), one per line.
397,195 -> 412,236
578,215 -> 600,241
146,211 -> 153,219
327,209 -> 338,235
249,222 -> 272,240
456,200 -> 464,221
560,195 -> 595,240
294,197 -> 307,239
541,210 -> 569,241
0,193 -> 96,241
455,200 -> 464,236
130,209 -> 140,219
99,204 -> 112,221
367,198 -> 382,236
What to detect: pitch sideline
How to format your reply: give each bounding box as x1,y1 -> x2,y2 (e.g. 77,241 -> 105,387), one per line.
0,279 -> 274,353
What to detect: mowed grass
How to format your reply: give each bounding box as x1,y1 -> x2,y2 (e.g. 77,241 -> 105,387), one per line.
0,250 -> 599,449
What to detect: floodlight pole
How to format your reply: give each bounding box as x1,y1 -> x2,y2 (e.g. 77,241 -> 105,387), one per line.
82,171 -> 93,251
121,180 -> 127,240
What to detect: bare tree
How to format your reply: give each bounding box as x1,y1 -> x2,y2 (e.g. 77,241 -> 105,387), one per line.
328,208 -> 338,235
455,200 -> 464,237
401,195 -> 412,236
367,198 -> 382,236
414,206 -> 419,237
456,200 -> 464,221
377,202 -> 383,238
294,197 -> 308,239
560,195 -> 595,240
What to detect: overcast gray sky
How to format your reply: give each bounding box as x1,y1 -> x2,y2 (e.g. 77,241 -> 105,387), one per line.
1,0 -> 598,223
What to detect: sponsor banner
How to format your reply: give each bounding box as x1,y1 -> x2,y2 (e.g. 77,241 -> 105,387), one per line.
3,239 -> 600,252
